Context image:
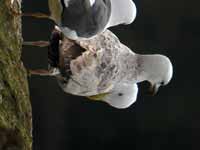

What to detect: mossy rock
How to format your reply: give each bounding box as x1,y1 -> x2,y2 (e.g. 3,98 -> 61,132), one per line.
0,0 -> 32,149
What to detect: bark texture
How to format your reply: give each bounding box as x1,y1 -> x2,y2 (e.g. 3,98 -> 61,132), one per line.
0,0 -> 32,150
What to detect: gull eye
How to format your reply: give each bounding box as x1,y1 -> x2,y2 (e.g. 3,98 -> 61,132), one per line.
118,93 -> 123,96
160,81 -> 165,85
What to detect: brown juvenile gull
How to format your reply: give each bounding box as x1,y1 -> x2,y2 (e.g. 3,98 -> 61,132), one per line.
24,30 -> 173,109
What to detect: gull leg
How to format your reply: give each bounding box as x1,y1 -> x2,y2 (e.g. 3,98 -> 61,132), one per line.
22,12 -> 51,20
23,41 -> 50,47
28,69 -> 53,77
28,68 -> 60,77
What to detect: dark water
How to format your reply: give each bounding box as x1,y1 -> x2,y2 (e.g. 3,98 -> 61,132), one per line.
22,0 -> 200,150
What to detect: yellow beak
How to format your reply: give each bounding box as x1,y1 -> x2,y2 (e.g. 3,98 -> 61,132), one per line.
87,93 -> 110,101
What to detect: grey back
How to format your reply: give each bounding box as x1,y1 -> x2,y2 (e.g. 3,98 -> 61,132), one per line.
61,0 -> 111,38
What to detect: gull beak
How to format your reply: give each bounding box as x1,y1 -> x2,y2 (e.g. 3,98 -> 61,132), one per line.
87,93 -> 109,101
149,83 -> 160,96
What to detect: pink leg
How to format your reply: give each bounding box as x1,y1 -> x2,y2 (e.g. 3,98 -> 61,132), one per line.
28,68 -> 60,77
22,12 -> 51,19
23,41 -> 50,47
28,69 -> 52,76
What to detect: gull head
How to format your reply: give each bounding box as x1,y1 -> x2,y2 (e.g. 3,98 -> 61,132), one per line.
108,0 -> 137,27
137,54 -> 173,95
123,0 -> 137,24
88,83 -> 138,109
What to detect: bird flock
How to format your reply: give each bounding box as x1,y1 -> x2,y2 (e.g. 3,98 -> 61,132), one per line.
23,0 -> 173,109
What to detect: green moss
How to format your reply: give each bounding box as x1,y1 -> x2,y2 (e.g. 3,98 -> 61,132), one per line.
0,0 -> 32,150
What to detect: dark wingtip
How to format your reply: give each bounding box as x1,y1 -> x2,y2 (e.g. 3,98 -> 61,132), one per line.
48,30 -> 62,68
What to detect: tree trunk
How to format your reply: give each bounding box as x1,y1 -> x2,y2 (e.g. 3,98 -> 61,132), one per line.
0,0 -> 32,150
